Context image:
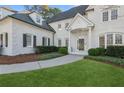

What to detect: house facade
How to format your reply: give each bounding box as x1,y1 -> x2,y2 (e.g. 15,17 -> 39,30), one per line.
0,5 -> 124,56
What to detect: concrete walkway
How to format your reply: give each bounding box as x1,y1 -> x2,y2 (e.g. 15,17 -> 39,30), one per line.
0,55 -> 83,74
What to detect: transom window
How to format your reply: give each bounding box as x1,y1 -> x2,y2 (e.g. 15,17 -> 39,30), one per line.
111,9 -> 118,20
103,11 -> 108,21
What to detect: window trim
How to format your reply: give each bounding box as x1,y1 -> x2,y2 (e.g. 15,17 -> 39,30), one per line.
23,33 -> 33,48
102,11 -> 109,22
58,24 -> 62,30
111,9 -> 118,20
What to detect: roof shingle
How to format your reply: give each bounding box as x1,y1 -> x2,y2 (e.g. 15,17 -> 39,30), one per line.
47,5 -> 88,23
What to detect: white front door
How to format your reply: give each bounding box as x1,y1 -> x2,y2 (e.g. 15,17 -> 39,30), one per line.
77,38 -> 84,51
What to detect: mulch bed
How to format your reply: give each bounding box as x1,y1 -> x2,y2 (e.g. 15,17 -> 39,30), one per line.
0,54 -> 40,64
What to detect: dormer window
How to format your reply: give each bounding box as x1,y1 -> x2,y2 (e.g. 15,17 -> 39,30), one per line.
103,11 -> 108,21
111,9 -> 118,20
36,15 -> 41,23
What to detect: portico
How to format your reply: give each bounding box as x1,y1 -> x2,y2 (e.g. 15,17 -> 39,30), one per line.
67,13 -> 94,55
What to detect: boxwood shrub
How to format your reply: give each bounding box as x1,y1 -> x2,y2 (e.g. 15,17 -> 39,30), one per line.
58,47 -> 68,54
36,46 -> 58,54
88,48 -> 106,56
106,46 -> 124,58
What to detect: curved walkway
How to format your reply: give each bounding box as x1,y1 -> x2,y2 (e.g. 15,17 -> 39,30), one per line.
0,55 -> 83,74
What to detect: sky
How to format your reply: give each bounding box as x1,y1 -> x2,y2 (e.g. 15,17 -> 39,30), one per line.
0,5 -> 75,11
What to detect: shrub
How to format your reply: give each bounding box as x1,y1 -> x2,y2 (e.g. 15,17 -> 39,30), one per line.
58,47 -> 68,54
85,56 -> 124,66
106,46 -> 124,58
88,48 -> 106,56
36,46 -> 58,54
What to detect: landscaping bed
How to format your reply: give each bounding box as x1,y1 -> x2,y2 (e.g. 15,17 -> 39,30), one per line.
85,56 -> 124,68
0,52 -> 65,64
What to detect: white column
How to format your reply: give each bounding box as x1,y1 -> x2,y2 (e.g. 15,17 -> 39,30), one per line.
68,29 -> 71,53
105,34 -> 107,49
88,27 -> 92,49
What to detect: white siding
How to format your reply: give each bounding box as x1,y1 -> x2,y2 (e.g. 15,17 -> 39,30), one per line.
49,18 -> 72,47
11,19 -> 54,56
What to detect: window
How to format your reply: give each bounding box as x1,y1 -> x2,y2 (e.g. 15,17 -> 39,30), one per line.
23,34 -> 33,47
65,38 -> 69,47
111,9 -> 118,20
58,39 -> 61,47
103,11 -> 108,21
58,24 -> 61,30
42,37 -> 47,46
36,15 -> 41,23
26,34 -> 32,47
107,34 -> 113,46
65,23 -> 69,29
48,38 -> 50,46
115,34 -> 122,44
99,35 -> 105,48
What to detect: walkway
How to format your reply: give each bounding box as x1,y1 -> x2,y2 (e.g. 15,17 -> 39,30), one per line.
0,55 -> 83,74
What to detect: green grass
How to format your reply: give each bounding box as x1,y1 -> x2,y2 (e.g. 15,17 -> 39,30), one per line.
38,52 -> 65,60
0,59 -> 124,87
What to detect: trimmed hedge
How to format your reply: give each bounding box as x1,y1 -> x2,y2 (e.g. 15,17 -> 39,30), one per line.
106,46 -> 124,58
88,48 -> 106,56
36,46 -> 58,54
85,56 -> 124,66
58,47 -> 68,54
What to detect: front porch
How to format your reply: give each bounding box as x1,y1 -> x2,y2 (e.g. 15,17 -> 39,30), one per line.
67,13 -> 94,55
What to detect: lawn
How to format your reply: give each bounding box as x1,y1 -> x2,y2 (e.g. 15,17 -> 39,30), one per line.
0,59 -> 124,87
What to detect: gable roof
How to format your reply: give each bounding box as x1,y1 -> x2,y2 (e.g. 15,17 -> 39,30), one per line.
48,5 -> 89,23
8,13 -> 55,32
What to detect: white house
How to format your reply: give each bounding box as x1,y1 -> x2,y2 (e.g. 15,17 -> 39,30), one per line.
0,5 -> 124,56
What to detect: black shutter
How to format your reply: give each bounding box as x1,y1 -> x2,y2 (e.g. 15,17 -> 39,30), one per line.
48,38 -> 50,46
5,33 -> 8,47
23,34 -> 27,47
33,35 -> 36,47
0,34 -> 3,47
42,37 -> 45,46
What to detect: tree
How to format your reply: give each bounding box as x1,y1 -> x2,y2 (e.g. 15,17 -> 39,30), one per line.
24,5 -> 61,20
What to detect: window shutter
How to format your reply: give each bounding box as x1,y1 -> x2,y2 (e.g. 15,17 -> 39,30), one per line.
23,34 -> 27,47
42,37 -> 45,46
48,38 -> 50,46
33,35 -> 36,47
5,33 -> 8,47
0,34 -> 3,47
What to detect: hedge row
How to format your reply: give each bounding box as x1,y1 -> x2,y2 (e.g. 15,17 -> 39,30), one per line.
88,48 -> 106,56
85,56 -> 124,66
35,46 -> 58,53
35,46 -> 68,54
106,46 -> 124,58
88,46 -> 124,58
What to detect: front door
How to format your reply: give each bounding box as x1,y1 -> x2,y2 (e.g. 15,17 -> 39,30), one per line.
77,39 -> 84,51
